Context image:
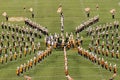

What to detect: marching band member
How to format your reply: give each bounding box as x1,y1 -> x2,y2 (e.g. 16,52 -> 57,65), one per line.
7,41 -> 10,47
1,22 -> 4,29
109,63 -> 112,72
19,50 -> 22,58
65,64 -> 68,76
2,32 -> 5,39
53,41 -> 57,49
27,60 -> 30,70
37,42 -> 40,50
45,50 -> 48,57
32,42 -> 35,52
88,44 -> 93,52
33,46 -> 36,54
20,43 -> 23,52
86,50 -> 89,59
14,52 -> 17,60
94,54 -> 97,63
37,52 -> 41,63
28,47 -> 31,55
24,63 -> 27,72
24,47 -> 27,57
4,46 -> 7,54
91,54 -> 95,63
4,53 -> 8,63
113,64 -> 117,73
34,56 -> 37,66
69,32 -> 74,47
111,49 -> 115,58
20,64 -> 24,74
41,51 -> 44,60
30,59 -> 33,68
116,50 -> 119,59
67,41 -> 71,49
49,46 -> 52,54
16,67 -> 20,76
80,36 -> 83,45
47,39 -> 51,48
101,57 -> 105,68
97,46 -> 101,55
61,37 -> 64,48
44,35 -> 47,46
9,51 -> 13,61
1,56 -> 4,64
102,48 -> 105,56
102,41 -> 104,48
116,44 -> 119,51
105,49 -> 109,57
89,52 -> 92,61
0,46 -> 2,56
105,61 -> 108,70
106,43 -> 110,50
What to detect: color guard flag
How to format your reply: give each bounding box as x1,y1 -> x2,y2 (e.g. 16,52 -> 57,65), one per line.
57,4 -> 62,13
2,12 -> 7,17
110,9 -> 116,14
57,7 -> 62,13
85,8 -> 90,13
29,8 -> 33,12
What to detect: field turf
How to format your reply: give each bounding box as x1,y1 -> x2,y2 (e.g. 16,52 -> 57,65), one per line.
0,0 -> 120,80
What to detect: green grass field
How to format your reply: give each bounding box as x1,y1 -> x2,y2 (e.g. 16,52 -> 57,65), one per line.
0,0 -> 120,80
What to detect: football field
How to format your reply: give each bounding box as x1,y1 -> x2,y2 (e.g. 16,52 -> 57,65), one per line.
0,0 -> 120,80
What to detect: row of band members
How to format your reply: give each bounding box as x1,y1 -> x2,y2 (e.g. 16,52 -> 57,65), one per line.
0,32 -> 40,49
90,33 -> 120,46
0,42 -> 40,64
89,46 -> 119,58
78,47 -> 117,74
16,47 -> 52,76
0,32 -> 35,42
0,43 -> 40,64
1,22 -> 42,39
89,39 -> 120,54
64,47 -> 74,80
0,38 -> 40,54
86,21 -> 119,36
25,18 -> 48,35
75,15 -> 99,34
